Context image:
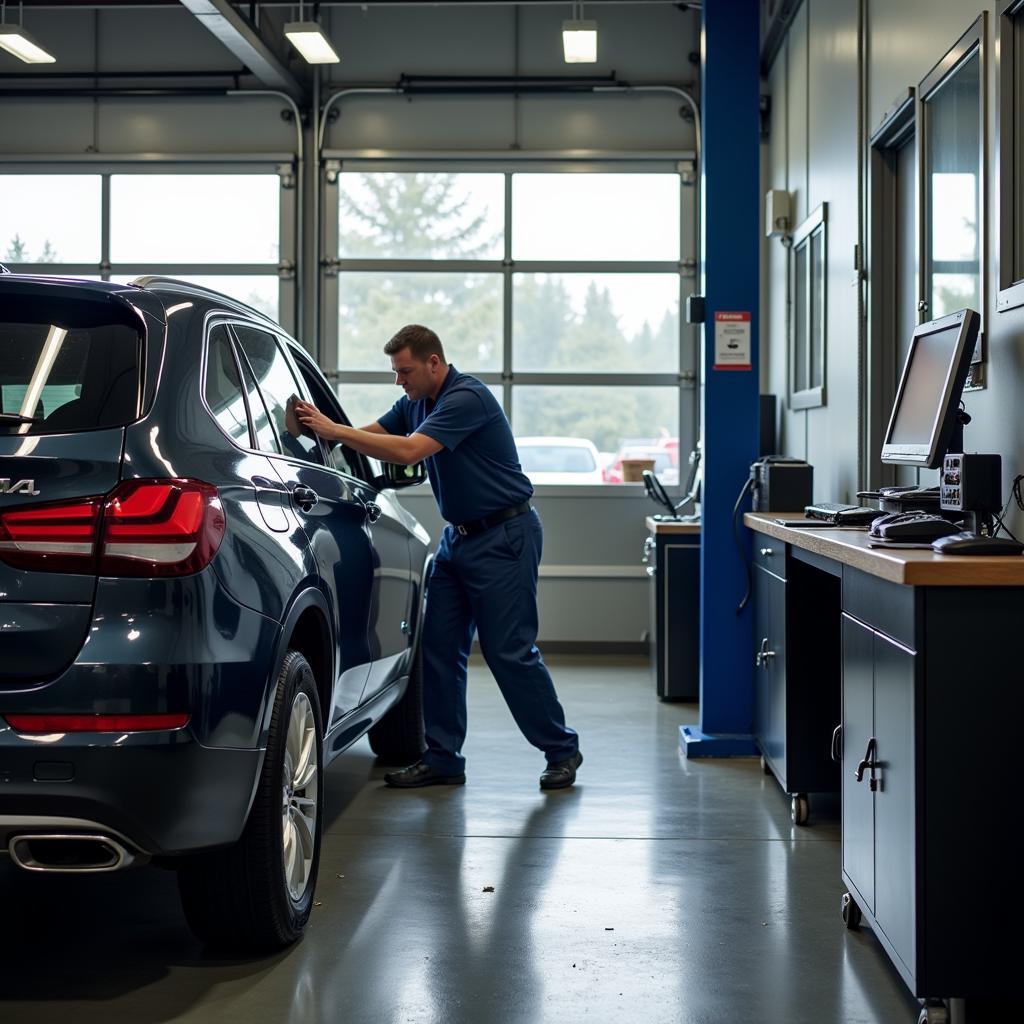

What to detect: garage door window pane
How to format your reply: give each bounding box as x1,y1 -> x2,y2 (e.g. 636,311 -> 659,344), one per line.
512,385 -> 679,484
110,175 -> 280,263
339,272 -> 501,371
339,173 -> 504,260
512,174 -> 680,261
0,175 -> 101,263
175,276 -> 279,322
514,273 -> 678,372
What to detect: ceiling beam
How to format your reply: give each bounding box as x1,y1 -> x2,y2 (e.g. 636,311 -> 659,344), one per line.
179,0 -> 305,103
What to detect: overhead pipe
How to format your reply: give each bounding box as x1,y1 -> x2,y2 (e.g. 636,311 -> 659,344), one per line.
228,88 -> 306,336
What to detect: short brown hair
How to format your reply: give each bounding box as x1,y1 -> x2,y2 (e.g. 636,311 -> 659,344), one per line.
384,324 -> 446,362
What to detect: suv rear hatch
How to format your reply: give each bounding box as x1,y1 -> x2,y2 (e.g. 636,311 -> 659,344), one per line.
0,281 -> 147,687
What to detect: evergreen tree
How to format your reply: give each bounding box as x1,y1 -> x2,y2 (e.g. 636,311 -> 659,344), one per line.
5,235 -> 28,262
38,239 -> 58,263
338,174 -> 502,371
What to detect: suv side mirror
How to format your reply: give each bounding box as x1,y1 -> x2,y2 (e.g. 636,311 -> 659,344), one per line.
377,461 -> 427,490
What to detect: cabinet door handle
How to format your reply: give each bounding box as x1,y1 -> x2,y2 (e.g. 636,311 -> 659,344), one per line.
755,636 -> 775,668
854,737 -> 879,789
831,724 -> 842,762
759,547 -> 774,557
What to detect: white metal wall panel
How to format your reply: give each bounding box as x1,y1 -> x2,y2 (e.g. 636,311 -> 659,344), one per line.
804,0 -> 860,504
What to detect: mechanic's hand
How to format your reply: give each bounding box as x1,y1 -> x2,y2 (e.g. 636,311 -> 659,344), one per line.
293,399 -> 339,441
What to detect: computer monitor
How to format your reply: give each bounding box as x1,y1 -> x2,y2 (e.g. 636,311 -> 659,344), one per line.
880,308 -> 980,469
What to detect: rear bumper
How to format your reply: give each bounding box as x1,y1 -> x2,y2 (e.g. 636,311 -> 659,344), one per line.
0,727 -> 261,856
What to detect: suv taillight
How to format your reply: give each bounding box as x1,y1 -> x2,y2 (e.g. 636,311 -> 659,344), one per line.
0,479 -> 225,577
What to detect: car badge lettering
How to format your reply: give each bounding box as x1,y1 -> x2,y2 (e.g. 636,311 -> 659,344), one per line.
0,479 -> 40,496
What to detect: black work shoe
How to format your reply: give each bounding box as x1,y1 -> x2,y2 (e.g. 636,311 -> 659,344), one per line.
540,750 -> 583,790
384,761 -> 466,788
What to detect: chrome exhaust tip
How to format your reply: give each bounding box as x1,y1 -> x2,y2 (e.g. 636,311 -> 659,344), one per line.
8,833 -> 138,873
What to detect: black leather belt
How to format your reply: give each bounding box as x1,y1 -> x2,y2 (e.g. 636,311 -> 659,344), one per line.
453,502 -> 531,537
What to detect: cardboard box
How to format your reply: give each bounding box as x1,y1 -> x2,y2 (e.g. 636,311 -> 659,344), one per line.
621,458 -> 656,482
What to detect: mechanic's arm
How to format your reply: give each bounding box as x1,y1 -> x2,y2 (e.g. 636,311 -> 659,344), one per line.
294,400 -> 441,465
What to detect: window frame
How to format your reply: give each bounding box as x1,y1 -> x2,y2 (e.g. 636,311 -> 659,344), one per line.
866,90 -> 917,492
319,157 -> 699,494
917,14 -> 987,387
788,203 -> 828,411
202,321 -> 257,451
998,1 -> 1024,312
0,158 -> 296,333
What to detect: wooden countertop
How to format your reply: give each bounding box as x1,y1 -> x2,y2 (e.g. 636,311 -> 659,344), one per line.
646,516 -> 701,535
745,512 -> 1024,587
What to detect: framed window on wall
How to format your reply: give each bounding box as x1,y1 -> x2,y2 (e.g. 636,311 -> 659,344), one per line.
918,14 -> 986,388
789,203 -> 827,410
998,0 -> 1024,311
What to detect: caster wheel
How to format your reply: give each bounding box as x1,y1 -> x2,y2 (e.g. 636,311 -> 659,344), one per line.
760,755 -> 773,776
917,1004 -> 949,1024
791,793 -> 810,826
841,892 -> 862,930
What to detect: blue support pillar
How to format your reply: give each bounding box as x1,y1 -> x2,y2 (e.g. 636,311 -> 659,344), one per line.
681,0 -> 761,757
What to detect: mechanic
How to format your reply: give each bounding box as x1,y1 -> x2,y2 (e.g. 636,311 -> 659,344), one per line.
294,324 -> 582,791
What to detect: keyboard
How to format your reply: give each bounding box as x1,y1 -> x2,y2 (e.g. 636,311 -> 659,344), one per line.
804,503 -> 881,527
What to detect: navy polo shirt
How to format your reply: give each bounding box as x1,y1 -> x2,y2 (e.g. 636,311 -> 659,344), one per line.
376,365 -> 533,525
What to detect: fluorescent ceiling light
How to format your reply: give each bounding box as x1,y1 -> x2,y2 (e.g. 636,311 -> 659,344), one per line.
284,21 -> 340,65
0,24 -> 56,64
562,20 -> 597,63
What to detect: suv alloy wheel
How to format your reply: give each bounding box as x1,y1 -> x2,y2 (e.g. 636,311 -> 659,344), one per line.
177,650 -> 324,950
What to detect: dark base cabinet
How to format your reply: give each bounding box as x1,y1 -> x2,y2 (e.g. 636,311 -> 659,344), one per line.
840,569 -> 1024,1003
645,525 -> 699,701
752,544 -> 840,824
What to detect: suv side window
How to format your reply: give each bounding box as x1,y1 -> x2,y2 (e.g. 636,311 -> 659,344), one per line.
288,347 -> 367,481
204,325 -> 252,447
232,324 -> 324,466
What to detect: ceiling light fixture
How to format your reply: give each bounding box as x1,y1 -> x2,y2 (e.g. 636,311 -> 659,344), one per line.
0,2 -> 55,65
284,3 -> 339,65
562,1 -> 597,64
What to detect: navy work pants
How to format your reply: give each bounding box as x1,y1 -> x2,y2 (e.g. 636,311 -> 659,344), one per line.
420,508 -> 578,775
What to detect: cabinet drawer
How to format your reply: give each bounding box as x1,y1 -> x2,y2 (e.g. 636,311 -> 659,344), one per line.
753,539 -> 785,579
842,567 -> 917,650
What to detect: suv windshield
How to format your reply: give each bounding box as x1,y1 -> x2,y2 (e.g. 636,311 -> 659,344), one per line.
0,296 -> 142,436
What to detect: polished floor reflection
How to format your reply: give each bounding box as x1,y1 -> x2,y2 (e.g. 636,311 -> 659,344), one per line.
0,656 -> 919,1024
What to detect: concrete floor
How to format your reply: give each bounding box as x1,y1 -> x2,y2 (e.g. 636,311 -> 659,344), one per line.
0,655 -> 921,1024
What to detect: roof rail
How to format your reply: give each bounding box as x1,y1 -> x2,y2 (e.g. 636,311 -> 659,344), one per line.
130,276 -> 276,325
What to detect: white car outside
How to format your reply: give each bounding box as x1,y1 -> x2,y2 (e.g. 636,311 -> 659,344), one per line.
515,436 -> 604,485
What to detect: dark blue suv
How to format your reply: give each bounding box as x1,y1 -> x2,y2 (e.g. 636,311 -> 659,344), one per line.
0,274 -> 430,949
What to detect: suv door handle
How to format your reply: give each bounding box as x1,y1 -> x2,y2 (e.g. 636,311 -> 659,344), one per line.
364,501 -> 382,524
292,484 -> 319,512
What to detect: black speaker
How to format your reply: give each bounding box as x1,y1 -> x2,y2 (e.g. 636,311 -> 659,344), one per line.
759,394 -> 777,456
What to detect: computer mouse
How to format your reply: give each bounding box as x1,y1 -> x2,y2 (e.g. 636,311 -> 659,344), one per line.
931,532 -> 1024,556
876,515 -> 961,541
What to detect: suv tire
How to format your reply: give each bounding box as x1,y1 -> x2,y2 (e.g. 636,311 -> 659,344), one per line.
177,650 -> 324,950
367,642 -> 426,764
